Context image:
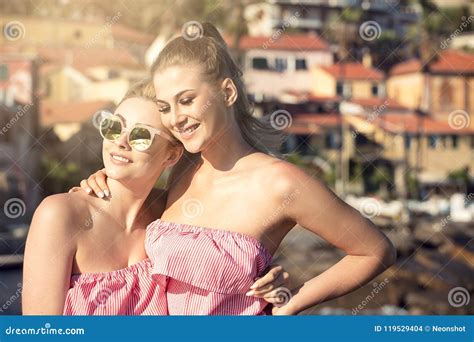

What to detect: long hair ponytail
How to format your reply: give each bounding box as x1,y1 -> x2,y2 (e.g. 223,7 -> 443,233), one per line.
151,22 -> 282,155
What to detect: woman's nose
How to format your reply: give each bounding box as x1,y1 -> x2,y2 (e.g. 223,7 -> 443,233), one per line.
170,110 -> 187,128
114,131 -> 131,150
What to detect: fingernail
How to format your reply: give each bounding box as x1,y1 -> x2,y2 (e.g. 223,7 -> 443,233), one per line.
245,290 -> 254,296
86,188 -> 92,194
104,190 -> 110,197
98,191 -> 104,198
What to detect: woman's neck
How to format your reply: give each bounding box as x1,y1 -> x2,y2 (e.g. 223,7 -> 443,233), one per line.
200,120 -> 256,173
103,177 -> 155,232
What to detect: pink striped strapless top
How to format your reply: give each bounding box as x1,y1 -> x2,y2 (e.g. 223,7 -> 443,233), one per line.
63,258 -> 167,315
145,219 -> 273,315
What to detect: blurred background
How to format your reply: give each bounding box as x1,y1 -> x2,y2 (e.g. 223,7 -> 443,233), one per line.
0,0 -> 473,315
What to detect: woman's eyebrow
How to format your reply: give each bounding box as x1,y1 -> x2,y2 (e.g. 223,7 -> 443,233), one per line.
138,122 -> 157,129
114,113 -> 157,129
175,89 -> 195,98
113,113 -> 128,126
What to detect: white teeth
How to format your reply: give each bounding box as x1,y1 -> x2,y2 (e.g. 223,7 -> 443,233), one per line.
179,124 -> 199,134
112,155 -> 130,163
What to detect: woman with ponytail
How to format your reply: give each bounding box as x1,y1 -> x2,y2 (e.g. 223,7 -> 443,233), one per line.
77,22 -> 396,315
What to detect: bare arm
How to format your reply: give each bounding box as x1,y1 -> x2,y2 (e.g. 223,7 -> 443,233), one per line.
22,195 -> 77,315
273,162 -> 396,315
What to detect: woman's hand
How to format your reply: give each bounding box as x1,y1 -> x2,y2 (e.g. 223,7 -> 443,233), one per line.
247,265 -> 292,306
69,169 -> 109,198
271,302 -> 297,315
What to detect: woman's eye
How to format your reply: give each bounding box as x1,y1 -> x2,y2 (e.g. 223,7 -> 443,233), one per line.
158,107 -> 170,113
179,98 -> 194,105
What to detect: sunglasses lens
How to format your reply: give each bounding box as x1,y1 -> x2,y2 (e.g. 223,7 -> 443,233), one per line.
100,117 -> 122,140
129,127 -> 152,151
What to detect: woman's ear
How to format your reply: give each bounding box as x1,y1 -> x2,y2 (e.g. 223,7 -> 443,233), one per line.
221,78 -> 238,107
164,145 -> 184,168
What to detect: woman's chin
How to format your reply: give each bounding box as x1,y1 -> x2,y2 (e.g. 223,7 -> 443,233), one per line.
184,146 -> 201,154
104,165 -> 131,180
182,138 -> 206,154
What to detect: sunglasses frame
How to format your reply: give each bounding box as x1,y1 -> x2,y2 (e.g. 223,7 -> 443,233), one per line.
99,111 -> 176,151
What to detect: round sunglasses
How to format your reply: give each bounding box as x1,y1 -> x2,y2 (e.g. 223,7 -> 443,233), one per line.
99,111 -> 176,152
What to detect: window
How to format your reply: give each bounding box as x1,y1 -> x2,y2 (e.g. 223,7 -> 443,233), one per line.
325,131 -> 341,149
295,58 -> 307,70
275,58 -> 287,72
336,81 -> 352,98
428,135 -> 439,149
251,57 -> 268,70
0,64 -> 8,81
371,83 -> 379,97
440,79 -> 453,110
404,134 -> 411,149
451,135 -> 458,149
336,81 -> 343,96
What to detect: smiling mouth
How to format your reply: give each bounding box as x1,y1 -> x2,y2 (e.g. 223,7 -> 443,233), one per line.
110,153 -> 132,163
177,123 -> 200,135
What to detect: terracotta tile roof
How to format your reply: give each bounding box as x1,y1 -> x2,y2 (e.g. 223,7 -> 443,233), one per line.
285,121 -> 321,135
226,33 -> 329,51
280,90 -> 341,103
111,25 -> 155,45
349,97 -> 408,111
430,50 -> 474,74
2,16 -> 153,46
373,113 -> 474,134
293,113 -> 342,127
1,45 -> 142,70
288,112 -> 474,135
321,63 -> 384,81
282,91 -> 404,110
40,100 -> 113,127
390,50 -> 474,75
36,47 -> 142,70
0,44 -> 22,55
389,59 -> 421,76
306,94 -> 342,102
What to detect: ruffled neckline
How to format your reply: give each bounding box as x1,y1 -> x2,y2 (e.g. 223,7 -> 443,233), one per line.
149,218 -> 272,259
70,258 -> 151,284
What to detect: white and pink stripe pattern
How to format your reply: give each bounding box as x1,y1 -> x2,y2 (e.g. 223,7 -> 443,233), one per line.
145,219 -> 273,315
63,258 -> 167,315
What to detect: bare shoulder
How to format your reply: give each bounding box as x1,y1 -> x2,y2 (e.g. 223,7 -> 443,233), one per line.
251,154 -> 320,200
35,193 -> 80,220
31,192 -> 90,237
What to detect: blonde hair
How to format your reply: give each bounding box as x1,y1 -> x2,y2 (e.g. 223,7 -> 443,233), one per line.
119,78 -> 157,105
150,22 -> 282,155
119,78 -> 180,146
